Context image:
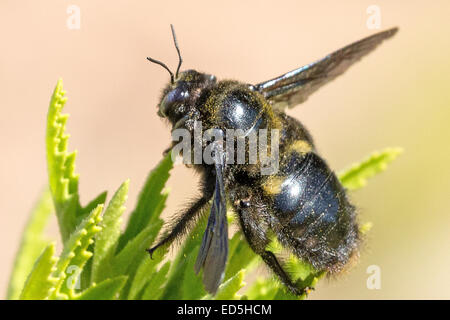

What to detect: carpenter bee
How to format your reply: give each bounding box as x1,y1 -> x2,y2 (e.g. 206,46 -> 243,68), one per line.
147,25 -> 398,295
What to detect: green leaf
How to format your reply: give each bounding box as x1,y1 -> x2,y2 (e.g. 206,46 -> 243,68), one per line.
19,243 -> 58,300
140,262 -> 171,300
273,287 -> 300,300
46,79 -> 81,242
112,220 -> 163,277
112,220 -> 163,299
213,269 -> 246,300
76,276 -> 128,300
284,254 -> 317,283
80,191 -> 107,217
7,189 -> 53,300
91,180 -> 129,284
245,278 -> 280,300
78,191 -> 107,288
181,245 -> 208,300
338,147 -> 403,191
225,231 -> 258,282
118,154 -> 173,251
161,218 -> 256,300
48,204 -> 103,299
127,247 -> 167,299
246,278 -> 299,300
160,216 -> 208,300
160,253 -> 190,299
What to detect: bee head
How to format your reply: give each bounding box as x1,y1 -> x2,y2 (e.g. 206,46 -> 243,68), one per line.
157,70 -> 216,120
147,25 -> 216,123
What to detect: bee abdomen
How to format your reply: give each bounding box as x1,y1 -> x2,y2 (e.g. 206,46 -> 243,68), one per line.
263,148 -> 359,272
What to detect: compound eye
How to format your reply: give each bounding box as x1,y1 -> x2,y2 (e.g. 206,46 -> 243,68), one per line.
159,84 -> 189,117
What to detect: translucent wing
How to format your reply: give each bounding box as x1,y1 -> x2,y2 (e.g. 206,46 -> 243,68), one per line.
254,27 -> 398,110
194,159 -> 228,294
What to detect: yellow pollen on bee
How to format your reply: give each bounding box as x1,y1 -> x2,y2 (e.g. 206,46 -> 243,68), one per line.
262,176 -> 285,195
288,140 -> 312,155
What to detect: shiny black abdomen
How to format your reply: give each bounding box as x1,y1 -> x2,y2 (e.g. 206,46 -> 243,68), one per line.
272,151 -> 359,271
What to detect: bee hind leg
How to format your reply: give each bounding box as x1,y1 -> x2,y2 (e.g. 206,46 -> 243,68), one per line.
236,203 -> 306,296
260,250 -> 307,296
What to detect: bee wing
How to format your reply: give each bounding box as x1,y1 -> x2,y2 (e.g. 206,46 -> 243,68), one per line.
254,27 -> 398,110
194,160 -> 228,294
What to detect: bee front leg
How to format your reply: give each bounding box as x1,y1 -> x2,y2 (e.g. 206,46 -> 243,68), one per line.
162,143 -> 175,156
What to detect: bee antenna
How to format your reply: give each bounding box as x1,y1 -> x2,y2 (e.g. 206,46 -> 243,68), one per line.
146,57 -> 174,84
170,24 -> 183,79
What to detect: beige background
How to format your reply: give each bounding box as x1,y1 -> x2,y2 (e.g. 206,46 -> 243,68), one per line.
1,1 -> 449,299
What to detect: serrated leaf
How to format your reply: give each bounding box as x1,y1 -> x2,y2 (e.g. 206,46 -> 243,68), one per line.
118,155 -> 173,251
213,269 -> 246,300
338,147 -> 403,191
91,180 -> 129,284
46,79 -> 81,242
19,243 -> 58,300
48,204 -> 103,299
76,276 -> 128,300
7,189 -> 53,300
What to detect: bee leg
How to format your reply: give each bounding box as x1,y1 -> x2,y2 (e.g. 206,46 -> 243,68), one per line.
162,142 -> 176,156
162,146 -> 172,156
260,250 -> 306,296
236,204 -> 306,296
147,172 -> 216,258
147,194 -> 213,257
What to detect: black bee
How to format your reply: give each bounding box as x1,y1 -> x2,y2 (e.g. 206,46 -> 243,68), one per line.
147,25 -> 398,295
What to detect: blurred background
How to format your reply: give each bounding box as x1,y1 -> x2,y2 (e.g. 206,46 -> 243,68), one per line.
1,0 -> 449,299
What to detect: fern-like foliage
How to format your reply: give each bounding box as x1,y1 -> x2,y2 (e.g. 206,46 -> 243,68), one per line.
7,80 -> 402,300
338,148 -> 403,191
